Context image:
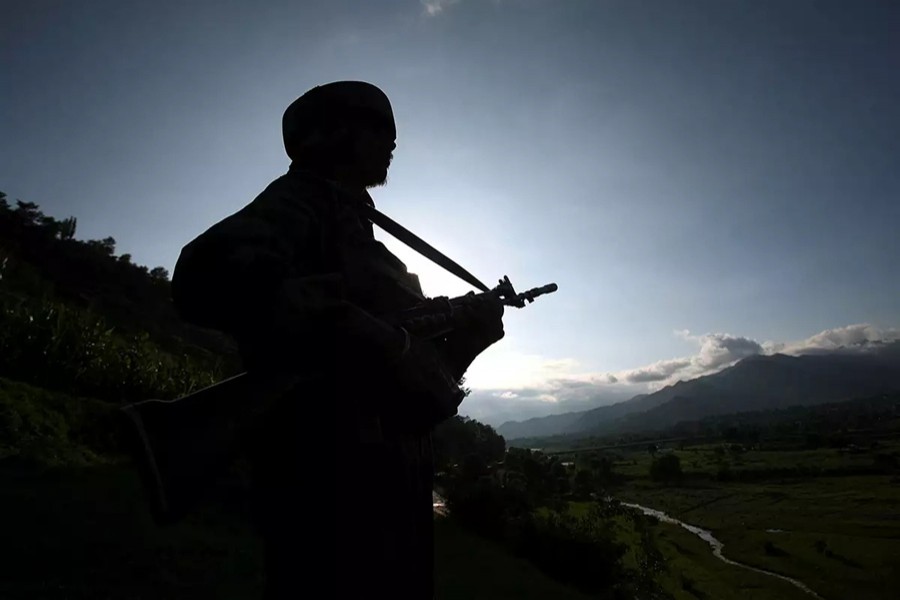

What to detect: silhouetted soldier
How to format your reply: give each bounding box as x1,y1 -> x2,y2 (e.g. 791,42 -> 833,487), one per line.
170,81 -> 504,599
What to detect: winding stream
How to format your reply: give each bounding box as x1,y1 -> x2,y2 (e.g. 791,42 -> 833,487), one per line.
622,502 -> 823,599
433,491 -> 822,598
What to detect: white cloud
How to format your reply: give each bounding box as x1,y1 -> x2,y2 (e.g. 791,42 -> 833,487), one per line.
614,332 -> 762,387
674,328 -> 695,341
621,357 -> 692,383
460,323 -> 900,425
421,0 -> 462,17
614,324 -> 898,389
775,323 -> 900,355
696,333 -> 763,369
463,345 -> 583,389
462,385 -> 633,425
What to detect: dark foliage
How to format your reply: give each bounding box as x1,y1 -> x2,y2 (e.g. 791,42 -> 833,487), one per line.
0,192 -> 240,368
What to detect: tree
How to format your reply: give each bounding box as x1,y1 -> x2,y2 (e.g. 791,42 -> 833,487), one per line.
649,454 -> 682,486
14,200 -> 43,226
433,416 -> 505,472
100,236 -> 116,254
149,266 -> 169,281
59,216 -> 77,240
590,455 -> 616,487
39,215 -> 61,239
573,469 -> 594,498
87,236 -> 116,256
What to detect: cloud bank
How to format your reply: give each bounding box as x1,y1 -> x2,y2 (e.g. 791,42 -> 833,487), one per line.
462,323 -> 900,425
766,323 -> 900,355
618,332 -> 764,386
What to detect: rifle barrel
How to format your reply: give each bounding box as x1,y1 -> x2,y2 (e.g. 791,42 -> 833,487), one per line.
504,282 -> 558,307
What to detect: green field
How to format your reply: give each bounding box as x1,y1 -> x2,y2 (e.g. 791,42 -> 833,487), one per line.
0,463 -> 591,600
606,442 -> 900,600
560,502 -> 807,600
611,440 -> 900,480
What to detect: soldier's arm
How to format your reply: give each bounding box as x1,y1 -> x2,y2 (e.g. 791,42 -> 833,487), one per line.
435,296 -> 505,381
171,193 -> 404,369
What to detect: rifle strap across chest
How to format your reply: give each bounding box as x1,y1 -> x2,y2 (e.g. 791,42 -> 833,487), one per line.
357,203 -> 490,293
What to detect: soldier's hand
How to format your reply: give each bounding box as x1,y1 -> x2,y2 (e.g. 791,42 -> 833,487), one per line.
455,292 -> 505,345
436,293 -> 505,380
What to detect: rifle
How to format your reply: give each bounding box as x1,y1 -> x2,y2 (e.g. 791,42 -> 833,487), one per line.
119,276 -> 556,525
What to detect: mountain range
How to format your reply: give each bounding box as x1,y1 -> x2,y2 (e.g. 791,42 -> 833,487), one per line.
497,341 -> 900,440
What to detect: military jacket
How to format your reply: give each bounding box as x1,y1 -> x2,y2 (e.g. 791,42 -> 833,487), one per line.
173,165 -> 424,373
172,164 -> 438,597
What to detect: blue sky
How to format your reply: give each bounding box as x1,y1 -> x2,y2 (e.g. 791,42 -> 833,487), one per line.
3,0 -> 898,424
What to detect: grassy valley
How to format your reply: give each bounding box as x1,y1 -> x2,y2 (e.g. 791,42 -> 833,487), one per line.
526,397 -> 900,599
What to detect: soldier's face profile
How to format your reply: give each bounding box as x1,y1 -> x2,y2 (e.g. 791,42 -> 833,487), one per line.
350,122 -> 396,188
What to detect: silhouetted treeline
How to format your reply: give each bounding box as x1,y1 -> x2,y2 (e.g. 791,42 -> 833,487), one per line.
0,192 -> 244,466
0,192 -> 239,364
433,415 -> 505,473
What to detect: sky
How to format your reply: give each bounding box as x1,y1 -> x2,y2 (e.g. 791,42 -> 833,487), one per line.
2,0 -> 898,425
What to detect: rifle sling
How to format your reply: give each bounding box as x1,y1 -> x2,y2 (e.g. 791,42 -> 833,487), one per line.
358,203 -> 490,293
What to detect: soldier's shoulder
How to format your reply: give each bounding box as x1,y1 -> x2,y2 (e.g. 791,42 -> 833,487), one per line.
184,169 -> 335,248
244,169 -> 334,221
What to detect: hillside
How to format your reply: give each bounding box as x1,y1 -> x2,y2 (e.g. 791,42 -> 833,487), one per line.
499,343 -> 900,441
0,193 -> 239,367
494,409 -> 591,440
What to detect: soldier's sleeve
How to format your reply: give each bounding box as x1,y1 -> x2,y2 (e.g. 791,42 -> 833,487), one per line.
171,188 -> 401,367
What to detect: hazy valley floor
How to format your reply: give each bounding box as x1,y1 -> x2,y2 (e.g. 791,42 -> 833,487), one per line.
604,443 -> 900,600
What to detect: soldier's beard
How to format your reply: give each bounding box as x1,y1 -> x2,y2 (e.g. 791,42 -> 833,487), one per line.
365,168 -> 389,189
361,156 -> 391,189
328,144 -> 391,189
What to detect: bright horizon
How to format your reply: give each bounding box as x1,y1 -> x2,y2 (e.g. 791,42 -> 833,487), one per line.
3,1 -> 898,425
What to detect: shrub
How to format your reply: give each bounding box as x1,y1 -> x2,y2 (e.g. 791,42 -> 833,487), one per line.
649,454 -> 683,486
0,377 -> 115,466
0,294 -> 224,402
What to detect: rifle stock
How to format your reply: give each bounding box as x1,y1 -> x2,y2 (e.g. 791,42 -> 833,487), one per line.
118,371 -> 302,525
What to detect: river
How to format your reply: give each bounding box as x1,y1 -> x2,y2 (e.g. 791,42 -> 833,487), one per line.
432,490 -> 448,516
432,492 -> 822,598
622,502 -> 823,599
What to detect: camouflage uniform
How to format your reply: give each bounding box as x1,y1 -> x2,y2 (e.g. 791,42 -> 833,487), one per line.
172,164 -> 451,598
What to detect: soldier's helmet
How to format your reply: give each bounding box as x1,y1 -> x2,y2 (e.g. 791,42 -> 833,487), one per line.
282,81 -> 396,161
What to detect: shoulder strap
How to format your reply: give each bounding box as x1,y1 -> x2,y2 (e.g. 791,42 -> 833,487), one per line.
357,203 -> 490,293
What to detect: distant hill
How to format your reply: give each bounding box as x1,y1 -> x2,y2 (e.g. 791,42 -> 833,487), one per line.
494,410 -> 591,440
496,394 -> 655,439
498,342 -> 900,440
